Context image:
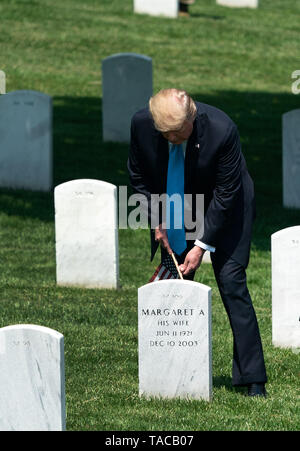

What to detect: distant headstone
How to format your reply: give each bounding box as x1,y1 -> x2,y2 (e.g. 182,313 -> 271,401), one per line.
0,70 -> 5,94
216,0 -> 258,7
55,179 -> 119,289
282,110 -> 300,209
0,90 -> 52,191
0,325 -> 65,431
272,226 -> 300,348
134,0 -> 178,18
138,279 -> 212,401
102,53 -> 152,142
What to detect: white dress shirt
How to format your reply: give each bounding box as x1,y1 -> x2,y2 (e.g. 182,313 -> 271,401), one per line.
168,141 -> 216,253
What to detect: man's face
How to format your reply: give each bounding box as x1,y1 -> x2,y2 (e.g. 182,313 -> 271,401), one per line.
162,120 -> 193,145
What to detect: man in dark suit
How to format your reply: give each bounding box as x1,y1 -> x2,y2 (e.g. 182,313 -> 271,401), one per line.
128,89 -> 267,396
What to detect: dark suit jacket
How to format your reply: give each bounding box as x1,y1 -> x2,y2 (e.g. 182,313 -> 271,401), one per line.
127,101 -> 256,268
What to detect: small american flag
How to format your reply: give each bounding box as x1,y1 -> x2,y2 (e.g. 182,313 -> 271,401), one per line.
148,253 -> 180,283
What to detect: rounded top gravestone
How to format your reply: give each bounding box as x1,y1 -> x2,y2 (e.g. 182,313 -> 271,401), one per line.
55,179 -> 119,289
138,279 -> 212,401
0,90 -> 52,191
282,109 -> 300,208
216,0 -> 258,8
102,53 -> 152,143
0,324 -> 65,431
272,226 -> 300,348
134,0 -> 179,18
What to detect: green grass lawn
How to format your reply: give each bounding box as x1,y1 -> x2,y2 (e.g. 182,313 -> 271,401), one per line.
0,0 -> 300,431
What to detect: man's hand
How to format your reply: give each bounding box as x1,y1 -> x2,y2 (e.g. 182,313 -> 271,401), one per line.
155,224 -> 173,255
179,246 -> 205,276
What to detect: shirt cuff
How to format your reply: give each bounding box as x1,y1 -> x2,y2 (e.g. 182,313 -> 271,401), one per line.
194,240 -> 216,253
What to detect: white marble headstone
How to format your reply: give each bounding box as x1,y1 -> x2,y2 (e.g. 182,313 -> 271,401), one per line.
272,226 -> 300,348
138,279 -> 212,401
216,0 -> 258,8
0,70 -> 5,94
0,325 -> 65,431
134,0 -> 179,18
0,90 -> 52,191
102,53 -> 152,142
282,110 -> 300,209
55,179 -> 119,289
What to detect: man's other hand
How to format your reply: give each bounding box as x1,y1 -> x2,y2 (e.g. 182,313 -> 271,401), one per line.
155,224 -> 173,255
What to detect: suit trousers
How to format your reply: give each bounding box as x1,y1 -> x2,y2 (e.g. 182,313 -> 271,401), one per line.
162,245 -> 267,386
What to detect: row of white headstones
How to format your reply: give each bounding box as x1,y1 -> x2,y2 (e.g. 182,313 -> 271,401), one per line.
0,49 -> 299,431
0,178 -> 299,430
0,63 -> 300,208
133,0 -> 259,18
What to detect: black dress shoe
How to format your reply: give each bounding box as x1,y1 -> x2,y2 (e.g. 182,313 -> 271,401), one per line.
247,383 -> 267,397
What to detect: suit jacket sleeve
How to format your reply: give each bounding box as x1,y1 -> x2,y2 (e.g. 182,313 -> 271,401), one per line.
199,123 -> 242,247
127,116 -> 152,223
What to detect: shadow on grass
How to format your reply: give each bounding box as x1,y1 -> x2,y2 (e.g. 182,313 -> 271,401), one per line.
0,188 -> 54,222
0,91 -> 300,253
213,375 -> 246,396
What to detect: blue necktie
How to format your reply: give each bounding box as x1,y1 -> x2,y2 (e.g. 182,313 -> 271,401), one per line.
166,143 -> 187,255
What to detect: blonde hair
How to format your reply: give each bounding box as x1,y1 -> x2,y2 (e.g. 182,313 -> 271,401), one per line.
149,88 -> 197,132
